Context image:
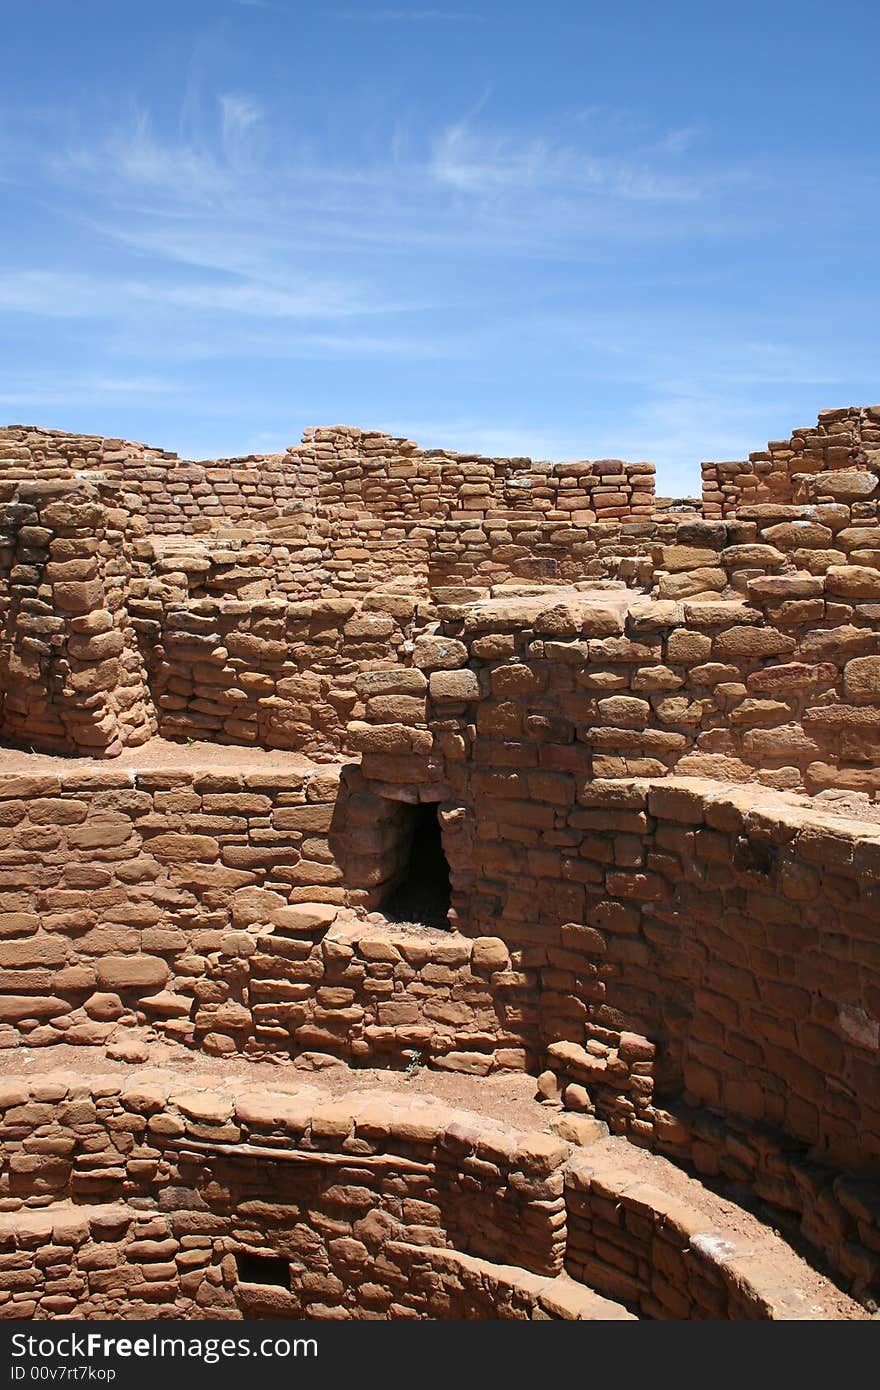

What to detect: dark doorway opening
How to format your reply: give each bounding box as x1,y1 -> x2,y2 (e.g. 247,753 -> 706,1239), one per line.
236,1251 -> 291,1288
382,803 -> 451,930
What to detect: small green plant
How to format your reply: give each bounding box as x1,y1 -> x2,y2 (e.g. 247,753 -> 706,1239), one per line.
403,1048 -> 422,1079
185,736 -> 195,745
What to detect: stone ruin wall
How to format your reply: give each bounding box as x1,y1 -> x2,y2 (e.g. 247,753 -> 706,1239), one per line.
0,1072 -> 843,1322
0,763 -> 528,1072
701,405 -> 880,517
0,480 -> 156,757
1,405 -> 879,1316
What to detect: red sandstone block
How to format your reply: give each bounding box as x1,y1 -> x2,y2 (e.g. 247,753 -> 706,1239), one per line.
605,871 -> 668,902
647,784 -> 706,825
0,776 -> 61,799
146,833 -> 220,862
0,995 -> 68,1022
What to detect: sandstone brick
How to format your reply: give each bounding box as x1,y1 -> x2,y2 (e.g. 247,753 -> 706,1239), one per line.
147,833 -> 220,862
53,579 -> 104,612
230,886 -> 287,928
429,670 -> 481,701
27,799 -> 89,826
826,565 -> 880,600
273,903 -> 338,933
597,696 -> 651,727
843,656 -> 880,703
661,546 -> 719,572
412,636 -> 468,670
666,630 -> 712,664
95,956 -> 169,990
0,995 -> 68,1021
471,937 -> 509,971
0,937 -> 68,968
712,626 -> 796,659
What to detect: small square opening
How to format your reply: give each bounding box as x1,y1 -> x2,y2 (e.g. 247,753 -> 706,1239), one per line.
236,1250 -> 291,1288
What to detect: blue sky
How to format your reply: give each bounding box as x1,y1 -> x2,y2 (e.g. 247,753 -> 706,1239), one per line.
1,0 -> 878,492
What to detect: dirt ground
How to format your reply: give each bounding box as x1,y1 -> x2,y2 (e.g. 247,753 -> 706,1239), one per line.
1,1037 -> 553,1132
0,737 -> 343,775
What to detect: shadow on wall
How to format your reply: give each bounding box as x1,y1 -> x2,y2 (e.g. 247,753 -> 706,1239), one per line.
327,770 -> 455,925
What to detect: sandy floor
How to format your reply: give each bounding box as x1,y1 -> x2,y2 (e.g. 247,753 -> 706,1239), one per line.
2,1037 -> 553,1133
0,736 -> 343,775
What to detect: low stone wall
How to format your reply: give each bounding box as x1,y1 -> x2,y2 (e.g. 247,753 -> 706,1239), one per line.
0,1075 -> 569,1319
0,1211 -> 633,1321
0,1074 -> 853,1320
563,1146 -> 819,1319
204,919 -> 532,1069
130,594 -> 428,757
305,426 -> 656,524
0,761 -> 420,1044
142,516 -> 661,606
0,426 -> 181,495
354,579 -> 880,798
0,425 -> 317,537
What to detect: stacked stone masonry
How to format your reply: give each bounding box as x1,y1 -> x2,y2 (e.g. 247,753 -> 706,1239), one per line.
0,1074 -> 857,1320
1,405 -> 879,1318
0,761 -> 528,1068
701,406 -> 880,517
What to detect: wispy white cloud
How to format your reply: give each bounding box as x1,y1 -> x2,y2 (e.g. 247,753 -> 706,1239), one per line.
218,92 -> 263,164
532,308 -> 870,392
0,267 -> 405,322
0,271 -> 104,318
428,122 -> 710,202
0,373 -> 176,410
43,99 -> 755,287
1,72 -> 862,470
56,109 -> 235,206
651,125 -> 703,157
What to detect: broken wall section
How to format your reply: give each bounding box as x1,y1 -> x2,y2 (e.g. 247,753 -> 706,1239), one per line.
0,425 -> 318,537
702,405 -> 880,518
0,481 -> 155,756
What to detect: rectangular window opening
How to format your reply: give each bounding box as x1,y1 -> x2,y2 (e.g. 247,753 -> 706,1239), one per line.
236,1250 -> 291,1288
382,801 -> 451,930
